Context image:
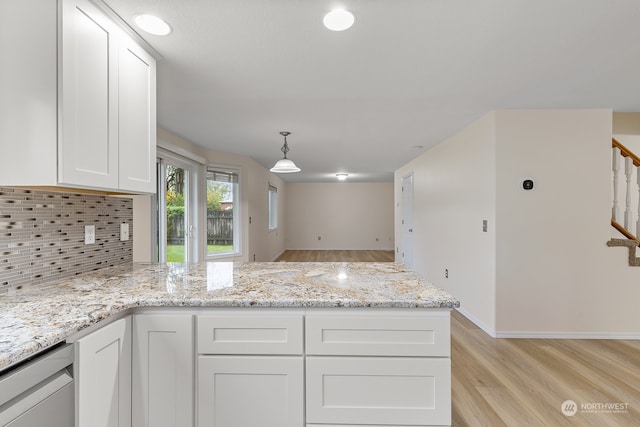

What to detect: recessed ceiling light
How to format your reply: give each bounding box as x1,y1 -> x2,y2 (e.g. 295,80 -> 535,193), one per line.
323,9 -> 355,31
412,145 -> 424,150
133,14 -> 172,36
336,173 -> 349,181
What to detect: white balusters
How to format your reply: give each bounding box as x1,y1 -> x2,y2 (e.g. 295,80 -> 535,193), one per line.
624,156 -> 633,229
611,140 -> 640,241
636,165 -> 640,238
612,146 -> 620,220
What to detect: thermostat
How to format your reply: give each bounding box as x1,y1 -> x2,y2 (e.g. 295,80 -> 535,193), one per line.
522,178 -> 534,191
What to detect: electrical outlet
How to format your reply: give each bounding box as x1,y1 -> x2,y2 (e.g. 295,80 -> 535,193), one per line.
317,236 -> 321,241
120,223 -> 129,241
445,269 -> 449,279
84,225 -> 95,245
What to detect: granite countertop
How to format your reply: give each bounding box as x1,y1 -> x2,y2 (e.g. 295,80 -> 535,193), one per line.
0,262 -> 459,371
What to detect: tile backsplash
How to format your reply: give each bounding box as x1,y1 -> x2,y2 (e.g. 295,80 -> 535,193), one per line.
0,187 -> 133,293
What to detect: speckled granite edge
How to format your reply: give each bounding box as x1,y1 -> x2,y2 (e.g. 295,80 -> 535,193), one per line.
0,262 -> 459,371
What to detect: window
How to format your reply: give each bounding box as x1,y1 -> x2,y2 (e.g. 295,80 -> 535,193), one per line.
268,184 -> 278,230
206,166 -> 240,257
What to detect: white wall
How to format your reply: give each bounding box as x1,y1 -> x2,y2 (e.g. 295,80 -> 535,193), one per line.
133,128 -> 287,262
493,109 -> 640,336
397,109 -> 640,337
285,182 -> 394,250
132,195 -> 153,262
395,113 -> 497,333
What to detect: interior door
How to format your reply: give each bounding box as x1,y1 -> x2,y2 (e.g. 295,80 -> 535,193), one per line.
401,174 -> 414,269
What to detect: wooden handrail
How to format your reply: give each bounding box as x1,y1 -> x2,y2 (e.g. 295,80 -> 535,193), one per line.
611,218 -> 640,246
612,137 -> 640,167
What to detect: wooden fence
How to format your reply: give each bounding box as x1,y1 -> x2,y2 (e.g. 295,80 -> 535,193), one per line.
167,210 -> 233,245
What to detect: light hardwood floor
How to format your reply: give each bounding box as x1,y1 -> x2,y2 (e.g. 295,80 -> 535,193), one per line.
276,251 -> 640,426
275,250 -> 395,262
451,310 -> 640,426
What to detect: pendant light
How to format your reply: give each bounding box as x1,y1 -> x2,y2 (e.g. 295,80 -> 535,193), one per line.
270,131 -> 301,173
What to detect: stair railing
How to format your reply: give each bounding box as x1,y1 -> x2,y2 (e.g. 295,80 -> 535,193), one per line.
611,137 -> 640,245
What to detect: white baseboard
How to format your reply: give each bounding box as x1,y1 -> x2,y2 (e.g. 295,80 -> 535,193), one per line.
455,308 -> 640,339
494,331 -> 640,339
455,307 -> 497,338
284,247 -> 395,251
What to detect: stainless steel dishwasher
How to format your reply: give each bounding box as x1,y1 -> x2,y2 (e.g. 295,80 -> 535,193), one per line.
0,343 -> 74,427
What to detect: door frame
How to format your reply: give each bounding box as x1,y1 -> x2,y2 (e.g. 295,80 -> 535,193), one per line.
401,173 -> 414,269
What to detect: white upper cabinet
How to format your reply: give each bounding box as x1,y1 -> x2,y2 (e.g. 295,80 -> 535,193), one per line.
118,39 -> 157,193
60,0 -> 120,189
0,0 -> 156,194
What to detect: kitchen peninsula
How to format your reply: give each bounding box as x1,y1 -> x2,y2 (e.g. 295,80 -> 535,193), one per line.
1,262 -> 459,427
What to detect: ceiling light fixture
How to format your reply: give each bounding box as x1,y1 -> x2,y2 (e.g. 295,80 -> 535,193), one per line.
336,173 -> 348,181
270,131 -> 301,173
323,9 -> 355,31
133,14 -> 172,36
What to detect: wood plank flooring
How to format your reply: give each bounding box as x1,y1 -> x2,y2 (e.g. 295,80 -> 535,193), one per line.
451,310 -> 640,426
275,250 -> 395,262
274,251 -> 640,425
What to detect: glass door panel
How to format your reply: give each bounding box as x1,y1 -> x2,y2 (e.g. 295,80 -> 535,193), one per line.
157,158 -> 196,262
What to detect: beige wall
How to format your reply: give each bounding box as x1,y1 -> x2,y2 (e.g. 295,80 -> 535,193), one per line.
133,128 -> 287,262
397,109 -> 640,337
493,109 -> 640,336
395,113 -> 497,333
613,112 -> 640,135
285,182 -> 394,250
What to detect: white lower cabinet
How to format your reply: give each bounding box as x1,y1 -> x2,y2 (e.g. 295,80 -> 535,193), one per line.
197,356 -> 304,427
75,317 -> 132,427
73,308 -> 451,427
304,310 -> 452,426
306,357 -> 451,426
196,312 -> 304,427
132,314 -> 194,427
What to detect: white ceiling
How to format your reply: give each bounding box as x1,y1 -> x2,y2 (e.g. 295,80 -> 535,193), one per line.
104,0 -> 640,182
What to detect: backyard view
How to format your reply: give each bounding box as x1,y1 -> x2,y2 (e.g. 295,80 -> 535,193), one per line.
164,166 -> 236,262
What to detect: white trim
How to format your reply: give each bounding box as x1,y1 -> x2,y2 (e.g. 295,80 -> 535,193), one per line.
456,307 -> 640,339
285,247 -> 396,251
494,331 -> 640,339
455,307 -> 496,338
91,0 -> 163,60
157,141 -> 206,165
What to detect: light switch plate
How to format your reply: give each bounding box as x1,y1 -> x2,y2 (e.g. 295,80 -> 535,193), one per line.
84,225 -> 95,245
120,223 -> 130,241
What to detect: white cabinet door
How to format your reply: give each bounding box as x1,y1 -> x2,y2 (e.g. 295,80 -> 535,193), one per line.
198,356 -> 304,427
0,0 -> 58,187
132,314 -> 193,427
59,0 -> 119,189
118,37 -> 156,193
75,317 -> 132,427
306,356 -> 451,426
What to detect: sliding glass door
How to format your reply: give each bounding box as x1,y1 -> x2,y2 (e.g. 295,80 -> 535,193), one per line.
157,155 -> 199,262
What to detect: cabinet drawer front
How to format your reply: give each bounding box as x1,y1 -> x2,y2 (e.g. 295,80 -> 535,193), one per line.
306,357 -> 451,426
306,313 -> 450,357
198,315 -> 303,355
